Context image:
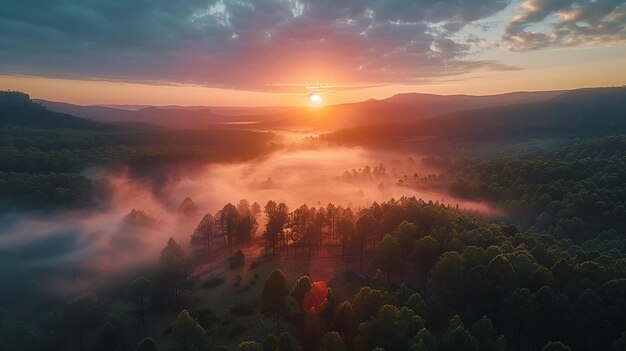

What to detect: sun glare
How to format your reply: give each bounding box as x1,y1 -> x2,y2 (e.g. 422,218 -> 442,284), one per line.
309,92 -> 322,105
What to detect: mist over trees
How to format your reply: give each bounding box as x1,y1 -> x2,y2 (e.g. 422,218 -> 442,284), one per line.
0,93 -> 277,212
2,90 -> 626,350
6,188 -> 622,350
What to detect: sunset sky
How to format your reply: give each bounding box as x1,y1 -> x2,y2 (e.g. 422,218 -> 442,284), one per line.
1,0 -> 625,106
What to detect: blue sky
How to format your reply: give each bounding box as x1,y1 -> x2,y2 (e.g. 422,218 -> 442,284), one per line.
0,0 -> 624,105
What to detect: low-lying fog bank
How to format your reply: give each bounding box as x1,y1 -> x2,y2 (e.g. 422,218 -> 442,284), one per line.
0,142 -> 500,308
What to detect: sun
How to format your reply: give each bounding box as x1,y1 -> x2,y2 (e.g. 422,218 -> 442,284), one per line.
309,92 -> 322,105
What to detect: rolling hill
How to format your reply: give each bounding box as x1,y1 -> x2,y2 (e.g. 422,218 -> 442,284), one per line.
1,91 -> 117,131
322,87 -> 626,152
34,100 -> 290,129
36,90 -> 563,130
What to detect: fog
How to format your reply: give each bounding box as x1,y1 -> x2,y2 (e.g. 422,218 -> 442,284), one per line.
0,138 -> 499,307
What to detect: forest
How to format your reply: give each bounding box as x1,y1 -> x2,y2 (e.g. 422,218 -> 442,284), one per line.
0,126 -> 277,210
424,136 -> 626,241
2,91 -> 626,351
2,0 -> 626,347
2,137 -> 625,351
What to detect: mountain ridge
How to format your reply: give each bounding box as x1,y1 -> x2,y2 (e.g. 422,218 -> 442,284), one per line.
0,91 -> 118,131
34,89 -> 568,130
321,87 -> 626,152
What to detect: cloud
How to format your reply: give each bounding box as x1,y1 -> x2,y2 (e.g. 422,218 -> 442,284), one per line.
502,0 -> 626,51
0,0 -> 513,91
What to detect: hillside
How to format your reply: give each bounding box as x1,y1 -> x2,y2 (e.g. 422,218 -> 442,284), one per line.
35,100 -> 280,129
37,90 -> 563,130
0,91 -> 116,130
322,87 -> 626,152
251,90 -> 562,129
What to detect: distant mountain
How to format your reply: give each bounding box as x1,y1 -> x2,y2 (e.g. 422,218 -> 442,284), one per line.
252,90 -> 565,130
322,87 -> 626,151
37,90 -> 565,130
98,104 -> 298,115
34,100 -> 142,123
1,91 -> 116,130
36,100 -> 288,129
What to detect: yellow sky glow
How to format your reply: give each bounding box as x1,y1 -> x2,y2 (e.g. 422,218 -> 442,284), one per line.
1,51 -> 624,107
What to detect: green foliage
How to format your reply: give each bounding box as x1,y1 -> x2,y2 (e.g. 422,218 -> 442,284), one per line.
134,195 -> 626,350
136,337 -> 158,351
261,334 -> 278,351
352,287 -> 384,323
94,320 -> 124,351
370,269 -> 388,290
412,328 -> 438,351
332,301 -> 356,345
277,332 -> 295,351
322,331 -> 345,351
360,304 -> 425,351
392,221 -> 421,278
412,235 -> 440,292
0,122 -> 274,211
158,238 -> 196,308
430,252 -> 465,300
0,171 -> 94,210
371,234 -> 401,282
172,309 -> 207,351
432,136 -> 626,242
291,275 -> 312,304
442,316 -> 477,351
6,152 -> 626,351
541,341 -> 571,351
64,293 -> 106,350
471,316 -> 500,351
123,209 -> 158,227
500,289 -> 536,349
406,293 -> 427,317
128,276 -> 152,325
263,201 -> 290,255
238,340 -> 260,350
262,270 -> 288,334
487,255 -> 515,287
